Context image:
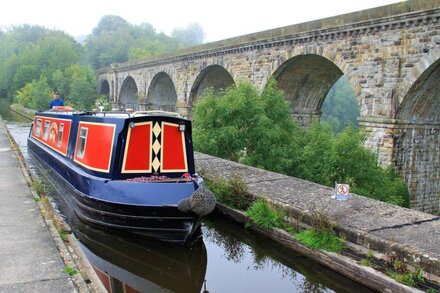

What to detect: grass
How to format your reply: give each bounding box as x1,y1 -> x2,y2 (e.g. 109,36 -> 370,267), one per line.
246,198 -> 285,229
360,258 -> 372,267
30,179 -> 47,196
58,229 -> 68,241
387,268 -> 424,287
203,174 -> 253,210
295,229 -> 345,253
63,265 -> 78,276
360,249 -> 375,267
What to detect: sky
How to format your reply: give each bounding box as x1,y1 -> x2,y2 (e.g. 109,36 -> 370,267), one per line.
1,0 -> 403,42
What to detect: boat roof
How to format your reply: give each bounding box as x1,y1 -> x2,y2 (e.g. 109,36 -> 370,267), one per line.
40,109 -> 185,119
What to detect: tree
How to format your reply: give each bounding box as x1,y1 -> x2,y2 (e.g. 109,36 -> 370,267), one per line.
16,76 -> 51,109
194,79 -> 298,174
193,80 -> 409,207
321,75 -> 359,133
0,26 -> 81,99
63,64 -> 97,110
171,22 -> 205,46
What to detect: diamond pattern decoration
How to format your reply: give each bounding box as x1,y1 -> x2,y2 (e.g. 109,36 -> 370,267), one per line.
152,140 -> 161,154
151,122 -> 162,172
153,122 -> 161,137
152,157 -> 161,172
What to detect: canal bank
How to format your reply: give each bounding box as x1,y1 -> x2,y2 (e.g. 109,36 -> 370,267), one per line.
4,118 -> 379,292
0,115 -> 80,291
4,103 -> 438,292
196,153 -> 440,292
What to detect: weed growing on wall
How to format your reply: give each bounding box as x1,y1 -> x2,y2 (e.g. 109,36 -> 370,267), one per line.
202,173 -> 253,210
246,198 -> 285,229
295,229 -> 344,252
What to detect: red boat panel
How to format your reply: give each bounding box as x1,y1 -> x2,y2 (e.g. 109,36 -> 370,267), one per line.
31,116 -> 71,156
93,267 -> 112,292
161,122 -> 188,172
122,122 -> 152,173
74,121 -> 116,173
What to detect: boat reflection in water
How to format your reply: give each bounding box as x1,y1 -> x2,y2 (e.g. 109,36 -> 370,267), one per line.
71,215 -> 207,293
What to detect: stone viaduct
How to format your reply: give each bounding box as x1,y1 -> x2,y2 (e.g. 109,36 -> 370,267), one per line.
97,0 -> 440,214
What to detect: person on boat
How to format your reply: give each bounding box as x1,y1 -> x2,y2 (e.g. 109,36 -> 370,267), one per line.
49,91 -> 64,109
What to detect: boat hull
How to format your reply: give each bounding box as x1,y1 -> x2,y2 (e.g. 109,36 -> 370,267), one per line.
28,139 -> 202,244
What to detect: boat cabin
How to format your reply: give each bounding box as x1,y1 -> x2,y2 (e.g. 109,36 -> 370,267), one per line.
30,110 -> 196,180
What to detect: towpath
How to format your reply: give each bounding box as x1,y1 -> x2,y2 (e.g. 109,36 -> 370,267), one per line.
0,117 -> 76,292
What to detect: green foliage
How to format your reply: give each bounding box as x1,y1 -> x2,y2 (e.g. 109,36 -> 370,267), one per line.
387,268 -> 424,287
193,80 -> 409,207
360,249 -> 375,267
194,79 -> 299,174
16,77 -> 51,109
63,265 -> 78,276
295,229 -> 344,252
171,22 -> 205,46
246,198 -> 285,229
85,15 -> 197,68
321,75 -> 359,133
203,174 -> 253,210
360,258 -> 372,267
63,64 -> 97,110
95,95 -> 111,111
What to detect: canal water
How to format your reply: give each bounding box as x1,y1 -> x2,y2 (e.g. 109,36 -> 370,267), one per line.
2,105 -> 375,293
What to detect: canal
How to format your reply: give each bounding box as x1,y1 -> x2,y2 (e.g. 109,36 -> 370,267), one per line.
1,103 -> 375,293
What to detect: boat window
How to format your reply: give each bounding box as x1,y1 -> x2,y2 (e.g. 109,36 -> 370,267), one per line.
77,127 -> 88,159
43,121 -> 50,140
35,119 -> 42,136
57,123 -> 64,147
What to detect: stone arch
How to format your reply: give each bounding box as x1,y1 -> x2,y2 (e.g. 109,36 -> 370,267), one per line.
99,80 -> 110,100
393,54 -> 440,213
271,54 -> 346,125
119,76 -> 139,109
397,52 -> 440,123
398,48 -> 440,112
146,72 -> 177,112
189,65 -> 235,108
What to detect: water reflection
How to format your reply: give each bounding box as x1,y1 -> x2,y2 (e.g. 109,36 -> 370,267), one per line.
75,221 -> 207,293
5,120 -> 376,293
202,215 -> 374,293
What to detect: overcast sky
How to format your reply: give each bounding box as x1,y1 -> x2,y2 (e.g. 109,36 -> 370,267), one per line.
1,0 -> 403,42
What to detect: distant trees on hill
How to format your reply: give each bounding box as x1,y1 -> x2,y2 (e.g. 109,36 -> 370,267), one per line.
84,15 -> 205,69
0,17 -> 205,109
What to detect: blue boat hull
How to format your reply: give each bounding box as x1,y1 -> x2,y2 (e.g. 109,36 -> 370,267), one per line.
28,138 -> 202,243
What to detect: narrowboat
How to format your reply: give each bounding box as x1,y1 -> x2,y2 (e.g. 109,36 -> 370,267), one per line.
27,108 -> 216,243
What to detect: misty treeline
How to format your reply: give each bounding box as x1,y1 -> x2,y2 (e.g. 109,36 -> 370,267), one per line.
0,16 -> 204,109
193,79 -> 409,207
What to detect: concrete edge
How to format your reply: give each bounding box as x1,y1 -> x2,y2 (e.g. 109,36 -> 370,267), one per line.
1,117 -> 106,293
266,197 -> 440,285
215,203 -> 424,293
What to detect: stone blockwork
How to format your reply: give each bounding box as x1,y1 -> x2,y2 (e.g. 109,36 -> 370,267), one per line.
97,0 -> 440,213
